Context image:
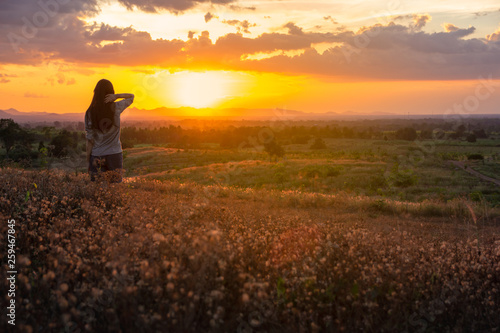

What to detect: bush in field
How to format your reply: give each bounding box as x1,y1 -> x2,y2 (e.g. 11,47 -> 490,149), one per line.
473,129 -> 488,139
50,129 -> 77,157
468,153 -> 484,160
368,173 -> 388,191
420,129 -> 433,140
272,163 -> 289,184
0,119 -> 34,155
309,137 -> 327,149
466,134 -> 477,143
121,138 -> 135,149
395,127 -> 417,141
263,140 -> 285,161
8,144 -> 37,163
388,164 -> 418,187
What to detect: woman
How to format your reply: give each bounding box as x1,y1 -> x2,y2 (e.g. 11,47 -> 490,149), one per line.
85,79 -> 134,183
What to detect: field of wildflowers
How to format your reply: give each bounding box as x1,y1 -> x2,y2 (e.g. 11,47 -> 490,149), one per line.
1,168 -> 499,332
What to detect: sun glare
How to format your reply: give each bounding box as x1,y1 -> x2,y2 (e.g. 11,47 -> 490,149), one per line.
174,71 -> 232,108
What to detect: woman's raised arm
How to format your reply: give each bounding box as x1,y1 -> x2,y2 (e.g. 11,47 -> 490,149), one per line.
104,93 -> 134,103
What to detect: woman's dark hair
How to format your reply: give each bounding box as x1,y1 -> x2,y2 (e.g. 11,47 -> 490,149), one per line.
87,79 -> 115,132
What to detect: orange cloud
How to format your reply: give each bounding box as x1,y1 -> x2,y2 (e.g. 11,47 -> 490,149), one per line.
487,27 -> 500,41
412,14 -> 431,31
443,23 -> 460,32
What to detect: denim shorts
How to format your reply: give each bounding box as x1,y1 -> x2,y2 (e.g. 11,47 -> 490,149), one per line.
89,152 -> 123,183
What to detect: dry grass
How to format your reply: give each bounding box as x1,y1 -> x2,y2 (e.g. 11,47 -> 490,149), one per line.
0,168 -> 499,332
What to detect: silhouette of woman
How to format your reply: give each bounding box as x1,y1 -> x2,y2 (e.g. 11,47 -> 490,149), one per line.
84,79 -> 134,183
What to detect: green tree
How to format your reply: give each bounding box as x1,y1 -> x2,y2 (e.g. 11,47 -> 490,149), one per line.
310,137 -> 327,149
263,140 -> 285,161
395,127 -> 417,141
0,119 -> 33,155
466,134 -> 477,143
50,130 -> 77,157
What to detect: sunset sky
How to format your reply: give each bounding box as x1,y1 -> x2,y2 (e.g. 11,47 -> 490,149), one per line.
1,0 -> 500,116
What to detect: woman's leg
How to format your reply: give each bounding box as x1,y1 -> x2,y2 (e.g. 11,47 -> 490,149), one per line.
89,155 -> 109,181
104,152 -> 123,183
89,155 -> 97,181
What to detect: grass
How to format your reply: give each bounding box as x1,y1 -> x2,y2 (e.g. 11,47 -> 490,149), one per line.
125,138 -> 500,207
468,159 -> 500,181
4,128 -> 500,332
1,168 -> 499,332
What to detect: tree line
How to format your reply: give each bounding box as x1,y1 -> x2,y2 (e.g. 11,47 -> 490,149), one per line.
0,118 -> 497,167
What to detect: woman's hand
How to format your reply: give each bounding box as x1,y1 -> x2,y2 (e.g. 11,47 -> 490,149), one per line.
104,94 -> 116,103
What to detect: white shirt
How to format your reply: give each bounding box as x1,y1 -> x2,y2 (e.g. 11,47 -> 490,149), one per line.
84,97 -> 133,156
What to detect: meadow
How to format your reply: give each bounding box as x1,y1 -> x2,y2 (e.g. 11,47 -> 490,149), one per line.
0,167 -> 499,332
1,121 -> 500,332
124,137 -> 500,208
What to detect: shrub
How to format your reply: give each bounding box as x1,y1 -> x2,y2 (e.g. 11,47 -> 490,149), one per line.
310,137 -> 327,149
466,134 -> 477,143
8,144 -> 36,162
263,140 -> 285,161
468,153 -> 484,160
395,127 -> 417,141
121,138 -> 135,149
388,164 -> 418,187
50,129 -> 77,157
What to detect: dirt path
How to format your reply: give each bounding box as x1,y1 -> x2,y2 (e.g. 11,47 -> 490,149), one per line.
450,160 -> 500,186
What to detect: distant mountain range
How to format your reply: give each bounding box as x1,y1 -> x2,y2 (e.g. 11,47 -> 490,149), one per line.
0,108 -> 85,123
1,107 -> 499,123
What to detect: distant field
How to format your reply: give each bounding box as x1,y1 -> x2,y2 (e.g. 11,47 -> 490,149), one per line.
123,138 -> 500,207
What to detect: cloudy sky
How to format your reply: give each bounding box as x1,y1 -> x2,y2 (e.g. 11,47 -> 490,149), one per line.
1,0 -> 500,115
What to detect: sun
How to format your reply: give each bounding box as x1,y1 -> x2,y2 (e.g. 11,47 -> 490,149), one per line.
174,71 -> 231,108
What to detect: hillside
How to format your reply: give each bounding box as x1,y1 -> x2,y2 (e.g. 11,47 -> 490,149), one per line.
0,168 -> 499,332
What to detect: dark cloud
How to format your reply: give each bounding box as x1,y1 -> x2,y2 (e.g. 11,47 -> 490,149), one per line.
229,5 -> 256,11
1,3 -> 500,81
472,9 -> 500,18
239,23 -> 500,80
284,22 -> 304,35
391,14 -> 431,31
221,19 -> 257,34
0,0 -> 99,26
204,12 -> 217,23
116,0 -> 235,13
473,11 -> 489,17
85,23 -> 134,44
210,29 -> 344,57
0,0 -> 100,63
323,16 -> 338,24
